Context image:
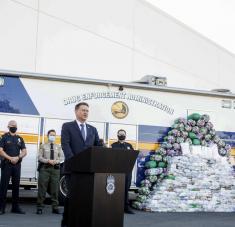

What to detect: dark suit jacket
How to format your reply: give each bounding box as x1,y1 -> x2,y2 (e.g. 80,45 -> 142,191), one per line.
61,120 -> 100,160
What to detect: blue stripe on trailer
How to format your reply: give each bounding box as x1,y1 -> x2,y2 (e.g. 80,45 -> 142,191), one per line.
0,76 -> 39,115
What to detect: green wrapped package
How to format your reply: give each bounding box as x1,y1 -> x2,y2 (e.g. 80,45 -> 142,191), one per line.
145,160 -> 157,168
188,113 -> 201,121
189,132 -> 197,139
157,161 -> 167,168
166,174 -> 176,180
192,138 -> 201,145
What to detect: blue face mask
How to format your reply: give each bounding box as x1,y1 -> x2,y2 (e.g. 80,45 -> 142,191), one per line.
48,135 -> 56,142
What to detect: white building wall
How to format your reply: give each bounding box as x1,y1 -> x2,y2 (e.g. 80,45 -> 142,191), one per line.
0,0 -> 235,91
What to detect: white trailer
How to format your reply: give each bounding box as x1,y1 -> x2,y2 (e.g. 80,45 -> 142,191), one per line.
1,71 -> 235,190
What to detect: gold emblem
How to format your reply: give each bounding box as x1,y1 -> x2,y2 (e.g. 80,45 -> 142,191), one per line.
111,101 -> 129,119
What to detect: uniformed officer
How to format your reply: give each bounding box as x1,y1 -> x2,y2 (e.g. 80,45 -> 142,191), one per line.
36,129 -> 63,215
111,129 -> 135,214
0,120 -> 27,215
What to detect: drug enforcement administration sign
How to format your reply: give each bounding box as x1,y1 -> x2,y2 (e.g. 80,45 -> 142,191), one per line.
106,175 -> 115,195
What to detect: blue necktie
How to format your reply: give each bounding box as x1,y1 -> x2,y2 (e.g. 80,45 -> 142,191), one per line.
80,124 -> 86,141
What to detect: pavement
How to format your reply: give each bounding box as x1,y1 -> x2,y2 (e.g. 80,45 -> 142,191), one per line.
1,190 -> 235,227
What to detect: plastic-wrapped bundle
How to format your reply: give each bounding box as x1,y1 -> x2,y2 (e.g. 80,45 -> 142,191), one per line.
200,127 -> 208,135
197,133 -> 204,140
162,156 -> 168,162
150,154 -> 163,161
185,125 -> 192,132
188,113 -> 201,121
173,143 -> 181,150
166,143 -> 173,149
213,135 -> 220,143
167,135 -> 176,144
225,144 -> 231,152
159,148 -> 167,156
147,175 -> 158,183
138,187 -> 151,195
205,134 -> 212,142
181,131 -> 189,138
192,138 -> 201,145
185,138 -> 193,145
136,195 -> 148,203
197,119 -> 206,127
167,149 -> 176,156
209,129 -> 216,136
140,179 -> 152,188
192,126 -> 200,134
205,122 -> 214,130
161,142 -> 168,149
145,168 -> 163,176
158,161 -> 167,168
219,148 -> 227,156
178,123 -> 185,131
132,201 -> 143,210
201,140 -> 208,146
189,132 -> 197,140
217,140 -> 226,148
145,160 -> 157,168
187,119 -> 196,127
201,114 -> 210,122
176,137 -> 184,144
175,117 -> 187,125
171,129 -> 180,136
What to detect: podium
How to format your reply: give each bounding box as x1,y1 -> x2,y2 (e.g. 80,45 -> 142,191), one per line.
64,146 -> 139,227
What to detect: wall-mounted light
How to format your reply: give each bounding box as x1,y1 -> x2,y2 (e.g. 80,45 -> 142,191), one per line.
0,76 -> 5,87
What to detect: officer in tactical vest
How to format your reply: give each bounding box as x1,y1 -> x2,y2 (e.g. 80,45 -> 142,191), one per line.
0,120 -> 27,215
111,129 -> 135,214
36,129 -> 63,214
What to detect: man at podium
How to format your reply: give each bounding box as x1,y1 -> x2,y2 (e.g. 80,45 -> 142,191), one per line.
111,129 -> 135,214
61,102 -> 100,227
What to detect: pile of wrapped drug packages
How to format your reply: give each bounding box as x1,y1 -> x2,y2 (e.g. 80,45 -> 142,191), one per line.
145,145 -> 235,212
132,113 -> 234,211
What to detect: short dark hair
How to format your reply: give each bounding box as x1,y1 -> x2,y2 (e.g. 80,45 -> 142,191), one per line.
47,129 -> 56,136
75,102 -> 89,110
117,129 -> 126,134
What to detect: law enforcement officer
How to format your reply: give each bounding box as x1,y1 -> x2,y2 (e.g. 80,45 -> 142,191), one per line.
0,120 -> 27,215
36,129 -> 63,214
111,129 -> 135,214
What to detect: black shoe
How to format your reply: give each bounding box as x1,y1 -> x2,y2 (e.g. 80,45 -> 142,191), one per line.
124,208 -> 135,214
11,207 -> 26,214
52,208 -> 61,214
36,208 -> 42,215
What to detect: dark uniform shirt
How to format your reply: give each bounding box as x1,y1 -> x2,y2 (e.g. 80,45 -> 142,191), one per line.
0,133 -> 26,157
111,141 -> 134,150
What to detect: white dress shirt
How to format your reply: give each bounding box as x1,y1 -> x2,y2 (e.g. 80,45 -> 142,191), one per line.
76,120 -> 87,140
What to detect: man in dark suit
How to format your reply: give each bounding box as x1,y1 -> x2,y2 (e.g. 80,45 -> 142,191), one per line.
61,102 -> 100,227
111,129 -> 135,214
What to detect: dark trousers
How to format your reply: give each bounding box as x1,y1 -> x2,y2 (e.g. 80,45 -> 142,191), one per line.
125,173 -> 132,209
0,162 -> 21,210
61,175 -> 71,225
37,165 -> 60,209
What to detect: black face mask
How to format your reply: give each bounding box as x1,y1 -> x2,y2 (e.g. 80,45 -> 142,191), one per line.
118,135 -> 126,141
9,127 -> 17,133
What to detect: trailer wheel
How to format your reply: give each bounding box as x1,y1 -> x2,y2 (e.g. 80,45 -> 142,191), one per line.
59,175 -> 67,205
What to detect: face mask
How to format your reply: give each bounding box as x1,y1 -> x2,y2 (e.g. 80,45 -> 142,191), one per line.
9,127 -> 17,133
118,135 -> 126,141
48,135 -> 56,142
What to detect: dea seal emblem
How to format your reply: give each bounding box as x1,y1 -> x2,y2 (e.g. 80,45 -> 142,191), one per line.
111,101 -> 129,119
106,175 -> 115,195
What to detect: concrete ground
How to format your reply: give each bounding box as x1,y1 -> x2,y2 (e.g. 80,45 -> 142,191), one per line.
1,190 -> 235,227
1,203 -> 235,227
